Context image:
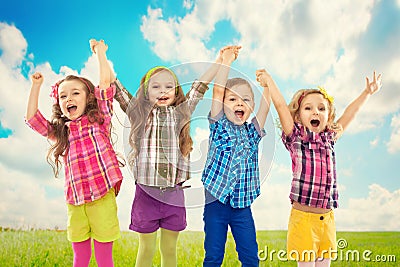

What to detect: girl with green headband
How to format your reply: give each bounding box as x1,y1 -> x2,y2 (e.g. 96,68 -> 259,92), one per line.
91,39 -> 235,267
256,69 -> 382,266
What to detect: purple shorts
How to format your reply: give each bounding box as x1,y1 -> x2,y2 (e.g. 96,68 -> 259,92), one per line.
129,184 -> 187,233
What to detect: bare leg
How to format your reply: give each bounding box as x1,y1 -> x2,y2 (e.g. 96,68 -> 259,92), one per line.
135,232 -> 157,267
159,228 -> 180,267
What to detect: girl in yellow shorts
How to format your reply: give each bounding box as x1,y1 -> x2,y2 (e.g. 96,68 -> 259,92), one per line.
256,69 -> 382,266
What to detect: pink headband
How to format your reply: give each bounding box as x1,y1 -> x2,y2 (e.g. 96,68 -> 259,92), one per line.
50,77 -> 92,104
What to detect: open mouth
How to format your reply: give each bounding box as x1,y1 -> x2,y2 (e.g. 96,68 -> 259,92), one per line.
157,96 -> 169,102
67,105 -> 77,114
234,110 -> 245,119
310,119 -> 320,127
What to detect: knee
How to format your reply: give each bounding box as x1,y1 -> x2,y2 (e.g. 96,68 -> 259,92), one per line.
138,242 -> 156,257
159,242 -> 176,258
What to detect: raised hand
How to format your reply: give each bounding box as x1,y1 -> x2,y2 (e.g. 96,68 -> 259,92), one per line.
365,71 -> 382,95
220,45 -> 241,64
89,39 -> 108,54
255,69 -> 271,88
89,39 -> 98,53
31,72 -> 44,86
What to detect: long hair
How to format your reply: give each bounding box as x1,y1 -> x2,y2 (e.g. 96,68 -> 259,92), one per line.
288,89 -> 342,135
46,75 -> 103,177
126,67 -> 193,167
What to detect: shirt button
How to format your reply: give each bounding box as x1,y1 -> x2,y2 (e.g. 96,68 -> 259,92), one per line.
320,216 -> 324,220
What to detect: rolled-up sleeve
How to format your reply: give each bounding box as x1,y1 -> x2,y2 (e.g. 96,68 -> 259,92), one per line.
25,110 -> 52,137
95,84 -> 116,124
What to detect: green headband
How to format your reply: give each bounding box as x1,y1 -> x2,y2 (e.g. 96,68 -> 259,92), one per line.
143,66 -> 179,97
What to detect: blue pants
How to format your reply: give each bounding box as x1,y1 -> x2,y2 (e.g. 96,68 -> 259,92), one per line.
203,192 -> 259,267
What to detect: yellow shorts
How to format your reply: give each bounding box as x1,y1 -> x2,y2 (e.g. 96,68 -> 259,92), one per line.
287,207 -> 337,261
67,189 -> 121,243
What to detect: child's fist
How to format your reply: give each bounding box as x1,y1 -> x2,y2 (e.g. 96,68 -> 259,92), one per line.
90,39 -> 108,54
89,39 -> 98,53
31,72 -> 44,85
255,69 -> 271,88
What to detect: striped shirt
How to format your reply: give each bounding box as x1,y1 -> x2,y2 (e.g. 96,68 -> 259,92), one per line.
201,112 -> 266,208
26,84 -> 123,206
282,122 -> 338,209
114,79 -> 208,186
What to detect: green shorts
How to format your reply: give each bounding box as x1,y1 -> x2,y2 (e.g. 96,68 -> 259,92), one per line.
67,189 -> 121,243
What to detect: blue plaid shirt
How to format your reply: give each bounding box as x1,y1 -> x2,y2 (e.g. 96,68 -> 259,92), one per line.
201,111 -> 266,208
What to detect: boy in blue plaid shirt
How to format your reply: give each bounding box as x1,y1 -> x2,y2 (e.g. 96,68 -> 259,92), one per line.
201,46 -> 271,267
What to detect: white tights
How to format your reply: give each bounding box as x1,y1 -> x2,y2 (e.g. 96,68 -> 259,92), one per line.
298,258 -> 331,267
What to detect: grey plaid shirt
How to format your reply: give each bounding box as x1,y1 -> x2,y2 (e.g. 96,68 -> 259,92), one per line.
114,79 -> 208,186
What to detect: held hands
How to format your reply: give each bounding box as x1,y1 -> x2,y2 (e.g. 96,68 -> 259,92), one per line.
89,39 -> 108,54
217,45 -> 241,65
255,69 -> 271,88
31,72 -> 44,86
365,71 -> 382,95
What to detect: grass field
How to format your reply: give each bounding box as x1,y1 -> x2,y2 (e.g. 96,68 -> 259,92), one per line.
0,229 -> 398,266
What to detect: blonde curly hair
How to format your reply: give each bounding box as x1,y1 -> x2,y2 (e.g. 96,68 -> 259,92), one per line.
286,88 -> 343,136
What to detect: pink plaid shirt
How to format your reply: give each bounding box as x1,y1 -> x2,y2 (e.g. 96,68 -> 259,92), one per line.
26,84 -> 123,206
282,122 -> 338,209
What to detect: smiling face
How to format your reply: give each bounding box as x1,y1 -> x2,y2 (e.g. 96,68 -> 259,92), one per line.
147,70 -> 177,107
58,80 -> 88,121
297,93 -> 329,133
223,83 -> 255,125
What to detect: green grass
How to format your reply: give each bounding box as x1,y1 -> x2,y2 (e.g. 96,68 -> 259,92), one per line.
0,230 -> 398,266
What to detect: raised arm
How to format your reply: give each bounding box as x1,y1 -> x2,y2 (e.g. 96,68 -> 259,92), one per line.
210,46 -> 240,118
337,71 -> 382,132
198,45 -> 240,85
90,39 -> 111,89
26,72 -> 44,120
91,39 -> 133,113
256,69 -> 294,136
254,77 -> 271,129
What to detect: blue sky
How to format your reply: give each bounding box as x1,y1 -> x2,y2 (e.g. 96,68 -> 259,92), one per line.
0,0 -> 399,232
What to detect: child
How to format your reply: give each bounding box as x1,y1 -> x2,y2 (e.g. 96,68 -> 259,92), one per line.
256,69 -> 382,267
91,39 -> 236,266
201,46 -> 270,267
25,40 -> 123,267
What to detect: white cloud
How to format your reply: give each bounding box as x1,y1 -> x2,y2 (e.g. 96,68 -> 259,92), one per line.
1,2 -> 400,233
140,0 -> 400,135
253,165 -> 293,230
0,22 -> 27,66
387,113 -> 400,154
140,0 -> 375,81
140,4 -> 223,62
183,0 -> 194,10
0,22 -> 135,230
336,184 -> 400,231
0,162 -> 66,229
369,136 -> 379,148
